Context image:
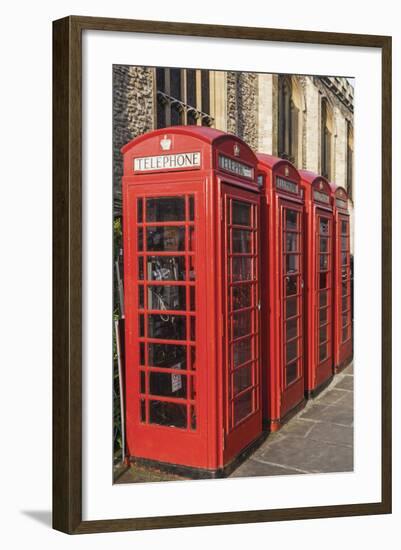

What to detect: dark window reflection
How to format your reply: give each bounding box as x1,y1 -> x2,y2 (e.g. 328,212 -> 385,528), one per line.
147,285 -> 186,311
232,201 -> 251,226
286,210 -> 297,230
146,197 -> 186,222
147,226 -> 185,251
148,314 -> 186,340
148,343 -> 187,369
149,401 -> 187,428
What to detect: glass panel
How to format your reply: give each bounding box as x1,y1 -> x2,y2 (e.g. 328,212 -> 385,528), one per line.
234,391 -> 253,424
147,226 -> 185,251
285,209 -> 297,230
341,236 -> 347,251
319,218 -> 329,235
147,285 -> 186,311
189,196 -> 194,221
138,256 -> 144,279
233,310 -> 252,338
286,233 -> 298,252
233,337 -> 252,367
148,343 -> 187,369
232,200 -> 251,226
233,285 -> 252,310
146,197 -> 185,222
319,308 -> 328,324
149,371 -> 187,398
146,256 -> 185,281
149,401 -> 187,428
232,257 -> 252,281
232,229 -> 252,253
286,276 -> 298,296
286,254 -> 298,273
286,317 -> 298,341
138,286 -> 144,308
139,314 -> 145,337
189,256 -> 196,281
341,252 -> 347,265
190,317 -> 195,341
342,296 -> 349,311
342,313 -> 349,327
342,326 -> 349,342
189,226 -> 195,252
138,227 -> 143,251
139,343 -> 145,365
137,198 -> 143,222
320,237 -> 328,252
319,343 -> 328,362
286,362 -> 298,385
234,365 -> 252,395
319,272 -> 327,289
286,339 -> 298,363
190,405 -> 196,430
286,297 -> 297,318
189,376 -> 196,400
319,290 -> 327,307
341,220 -> 348,235
342,281 -> 348,296
190,286 -> 195,311
140,399 -> 146,422
190,346 -> 196,370
319,325 -> 327,343
320,254 -> 328,270
140,370 -> 146,393
148,314 -> 186,340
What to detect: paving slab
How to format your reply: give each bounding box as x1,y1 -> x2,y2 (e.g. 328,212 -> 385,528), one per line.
306,421 -> 353,447
334,375 -> 354,391
231,458 -> 300,477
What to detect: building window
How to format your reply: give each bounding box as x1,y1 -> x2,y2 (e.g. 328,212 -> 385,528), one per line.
156,68 -> 214,129
321,98 -> 332,180
346,121 -> 353,200
278,75 -> 299,165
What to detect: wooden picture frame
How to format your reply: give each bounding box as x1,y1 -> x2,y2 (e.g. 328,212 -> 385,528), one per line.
53,15 -> 391,534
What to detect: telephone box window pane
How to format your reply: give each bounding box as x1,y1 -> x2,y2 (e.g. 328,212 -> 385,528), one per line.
149,401 -> 187,428
234,365 -> 252,395
233,338 -> 252,367
190,317 -> 196,341
319,343 -> 328,361
189,196 -> 195,221
234,391 -> 253,424
138,286 -> 144,308
233,285 -> 252,309
320,254 -> 328,270
232,201 -> 251,226
189,256 -> 196,281
286,254 -> 298,273
341,236 -> 347,251
342,326 -> 349,342
147,226 -> 185,251
342,313 -> 349,327
320,219 -> 329,235
148,314 -> 186,340
320,237 -> 328,252
286,362 -> 298,385
319,308 -> 328,324
190,406 -> 197,430
138,228 -> 143,251
149,371 -> 187,399
140,371 -> 146,394
342,296 -> 349,311
190,286 -> 195,311
319,290 -> 327,307
140,399 -> 146,422
319,325 -> 327,343
139,343 -> 145,365
341,221 -> 348,235
147,285 -> 186,311
148,343 -> 187,369
286,297 -> 297,318
286,340 -> 298,363
189,376 -> 196,400
319,272 -> 327,289
341,252 -> 347,265
139,314 -> 145,337
232,257 -> 252,281
146,256 -> 185,281
286,233 -> 297,252
233,310 -> 252,338
190,346 -> 196,370
342,282 -> 348,296
137,198 -> 143,222
286,210 -> 297,230
232,230 -> 252,253
286,276 -> 297,296
286,318 -> 298,341
138,257 -> 144,279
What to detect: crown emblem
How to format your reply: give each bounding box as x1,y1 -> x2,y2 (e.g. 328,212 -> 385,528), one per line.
233,143 -> 240,157
320,182 -> 323,189
160,135 -> 172,151
284,166 -> 289,176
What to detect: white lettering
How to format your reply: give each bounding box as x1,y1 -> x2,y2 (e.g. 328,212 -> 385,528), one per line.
133,152 -> 201,172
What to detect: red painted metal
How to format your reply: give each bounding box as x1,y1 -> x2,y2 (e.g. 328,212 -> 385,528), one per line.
299,170 -> 335,395
257,154 -> 305,431
121,126 -> 262,473
330,183 -> 353,372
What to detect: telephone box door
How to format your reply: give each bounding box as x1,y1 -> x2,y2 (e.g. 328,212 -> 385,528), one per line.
280,201 -> 305,416
221,184 -> 262,463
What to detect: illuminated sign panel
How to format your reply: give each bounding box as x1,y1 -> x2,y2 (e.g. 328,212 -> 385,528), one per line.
276,176 -> 298,194
134,152 -> 201,172
218,154 -> 254,179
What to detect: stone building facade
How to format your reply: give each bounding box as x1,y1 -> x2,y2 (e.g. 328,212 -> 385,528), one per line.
113,66 -> 354,248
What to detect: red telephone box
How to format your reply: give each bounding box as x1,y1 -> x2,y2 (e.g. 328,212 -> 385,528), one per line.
257,154 -> 306,431
299,170 -> 334,396
121,126 -> 262,477
330,183 -> 353,372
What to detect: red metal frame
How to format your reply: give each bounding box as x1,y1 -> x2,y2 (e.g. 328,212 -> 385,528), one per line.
299,170 -> 334,395
257,154 -> 306,431
121,127 -> 262,473
330,184 -> 353,372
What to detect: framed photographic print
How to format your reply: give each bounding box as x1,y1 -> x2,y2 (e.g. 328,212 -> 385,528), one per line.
53,16 -> 391,534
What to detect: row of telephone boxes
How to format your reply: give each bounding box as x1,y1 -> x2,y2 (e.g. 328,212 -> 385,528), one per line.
121,126 -> 353,477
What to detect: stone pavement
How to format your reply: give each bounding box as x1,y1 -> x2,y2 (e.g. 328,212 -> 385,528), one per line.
230,363 -> 353,478
116,363 -> 353,483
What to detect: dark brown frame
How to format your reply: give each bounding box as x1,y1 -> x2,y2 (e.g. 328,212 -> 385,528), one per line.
53,15 -> 392,535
